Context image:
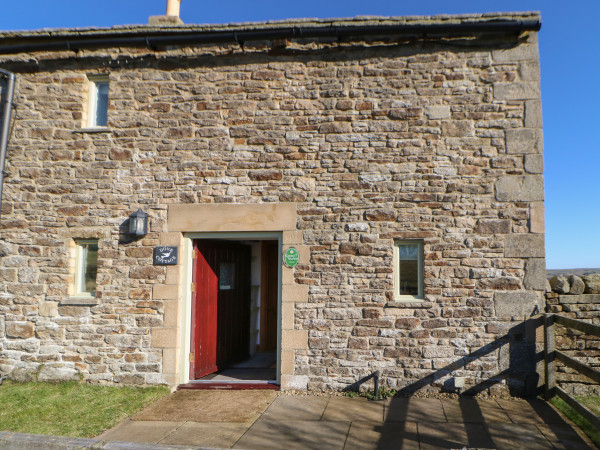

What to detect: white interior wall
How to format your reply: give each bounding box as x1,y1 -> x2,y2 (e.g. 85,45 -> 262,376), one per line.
248,241 -> 262,355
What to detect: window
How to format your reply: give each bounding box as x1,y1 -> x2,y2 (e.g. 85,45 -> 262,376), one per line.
74,240 -> 98,297
87,76 -> 109,128
394,240 -> 423,300
219,262 -> 235,290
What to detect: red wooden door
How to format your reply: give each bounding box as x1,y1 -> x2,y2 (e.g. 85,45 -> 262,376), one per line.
192,240 -> 251,379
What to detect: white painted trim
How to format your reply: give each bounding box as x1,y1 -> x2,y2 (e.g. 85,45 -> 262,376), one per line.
179,231 -> 283,385
186,231 -> 282,240
394,240 -> 424,301
276,237 -> 282,381
73,238 -> 97,298
179,235 -> 193,385
87,75 -> 109,128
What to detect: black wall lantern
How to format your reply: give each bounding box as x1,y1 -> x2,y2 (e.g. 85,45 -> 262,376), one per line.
129,208 -> 148,237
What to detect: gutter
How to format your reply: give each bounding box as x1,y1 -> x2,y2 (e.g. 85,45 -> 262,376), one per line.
0,68 -> 15,220
0,19 -> 541,55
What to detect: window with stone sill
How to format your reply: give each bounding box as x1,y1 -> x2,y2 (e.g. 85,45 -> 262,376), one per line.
394,240 -> 424,301
86,75 -> 109,128
73,239 -> 98,298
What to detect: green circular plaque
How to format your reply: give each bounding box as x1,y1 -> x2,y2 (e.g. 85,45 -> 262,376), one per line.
284,247 -> 299,268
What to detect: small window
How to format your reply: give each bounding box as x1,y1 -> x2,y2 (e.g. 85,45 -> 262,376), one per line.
394,240 -> 423,300
75,239 -> 98,297
219,262 -> 235,290
87,76 -> 109,128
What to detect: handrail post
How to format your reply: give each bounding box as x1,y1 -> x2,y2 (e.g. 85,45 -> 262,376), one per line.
373,370 -> 380,400
544,313 -> 556,400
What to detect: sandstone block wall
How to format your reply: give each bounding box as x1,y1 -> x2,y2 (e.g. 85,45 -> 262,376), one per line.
546,274 -> 600,394
0,16 -> 545,394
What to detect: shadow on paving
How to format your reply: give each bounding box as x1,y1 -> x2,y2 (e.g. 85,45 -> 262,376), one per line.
377,397 -> 591,449
98,318 -> 593,448
233,395 -> 591,449
332,316 -> 589,449
98,391 -> 592,449
366,317 -> 592,449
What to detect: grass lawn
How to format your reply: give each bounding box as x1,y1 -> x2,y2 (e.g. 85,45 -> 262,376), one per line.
578,396 -> 600,416
0,381 -> 169,438
550,396 -> 600,448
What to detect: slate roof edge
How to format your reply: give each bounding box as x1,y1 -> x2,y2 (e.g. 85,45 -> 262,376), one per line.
0,12 -> 541,39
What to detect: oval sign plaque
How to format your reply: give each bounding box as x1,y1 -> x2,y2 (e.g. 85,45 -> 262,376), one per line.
284,247 -> 299,268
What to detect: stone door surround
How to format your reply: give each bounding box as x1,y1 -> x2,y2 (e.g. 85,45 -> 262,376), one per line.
150,203 -> 309,389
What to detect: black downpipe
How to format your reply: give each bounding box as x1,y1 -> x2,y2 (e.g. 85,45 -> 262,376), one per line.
0,20 -> 541,55
0,69 -> 15,220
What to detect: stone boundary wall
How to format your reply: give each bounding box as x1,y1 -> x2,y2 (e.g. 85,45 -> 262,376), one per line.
546,274 -> 600,394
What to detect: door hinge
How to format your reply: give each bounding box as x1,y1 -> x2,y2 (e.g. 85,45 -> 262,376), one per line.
192,250 -> 197,260
191,282 -> 195,291
189,353 -> 194,362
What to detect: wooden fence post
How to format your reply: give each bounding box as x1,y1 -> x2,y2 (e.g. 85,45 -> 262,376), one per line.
544,313 -> 556,400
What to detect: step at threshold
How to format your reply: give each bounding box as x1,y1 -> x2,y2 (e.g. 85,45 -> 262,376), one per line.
178,380 -> 280,390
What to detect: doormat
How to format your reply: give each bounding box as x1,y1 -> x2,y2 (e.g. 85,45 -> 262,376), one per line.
132,390 -> 278,422
230,352 -> 277,369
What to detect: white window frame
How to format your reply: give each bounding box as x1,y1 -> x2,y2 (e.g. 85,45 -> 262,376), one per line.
74,239 -> 98,298
394,240 -> 424,301
87,75 -> 109,128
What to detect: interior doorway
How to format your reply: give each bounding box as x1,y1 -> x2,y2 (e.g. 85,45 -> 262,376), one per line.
189,238 -> 279,384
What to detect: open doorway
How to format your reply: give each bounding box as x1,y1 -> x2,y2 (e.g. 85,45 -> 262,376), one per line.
189,238 -> 279,385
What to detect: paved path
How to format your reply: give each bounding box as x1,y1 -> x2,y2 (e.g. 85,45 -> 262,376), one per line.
96,392 -> 594,449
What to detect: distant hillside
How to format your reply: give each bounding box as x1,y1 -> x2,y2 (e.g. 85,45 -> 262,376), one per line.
547,268 -> 600,278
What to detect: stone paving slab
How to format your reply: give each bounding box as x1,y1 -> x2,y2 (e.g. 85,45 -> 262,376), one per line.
102,443 -> 194,449
158,422 -> 251,447
486,422 -> 559,449
475,399 -> 514,423
344,421 -> 419,450
496,398 -> 566,424
418,422 -> 495,449
233,418 -> 351,449
0,431 -> 195,449
0,431 -> 101,449
385,398 -> 447,422
98,420 -> 185,444
440,398 -> 512,423
262,395 -> 328,421
321,396 -> 384,422
536,423 -> 593,450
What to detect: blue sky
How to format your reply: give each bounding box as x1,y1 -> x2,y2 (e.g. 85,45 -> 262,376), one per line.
0,1 -> 597,269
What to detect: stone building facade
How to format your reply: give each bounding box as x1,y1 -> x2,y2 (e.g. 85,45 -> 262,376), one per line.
0,12 -> 545,395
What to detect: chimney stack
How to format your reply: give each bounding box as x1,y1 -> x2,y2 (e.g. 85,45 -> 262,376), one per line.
149,0 -> 183,25
166,0 -> 181,18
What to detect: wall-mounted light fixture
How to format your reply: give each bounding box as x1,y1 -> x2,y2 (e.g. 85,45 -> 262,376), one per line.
129,208 -> 148,237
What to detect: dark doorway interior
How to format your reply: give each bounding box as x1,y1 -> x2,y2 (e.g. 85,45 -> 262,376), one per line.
190,239 -> 278,383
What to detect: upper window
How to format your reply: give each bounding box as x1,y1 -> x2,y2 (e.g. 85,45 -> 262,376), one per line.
394,240 -> 423,300
74,239 -> 98,297
87,76 -> 109,128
